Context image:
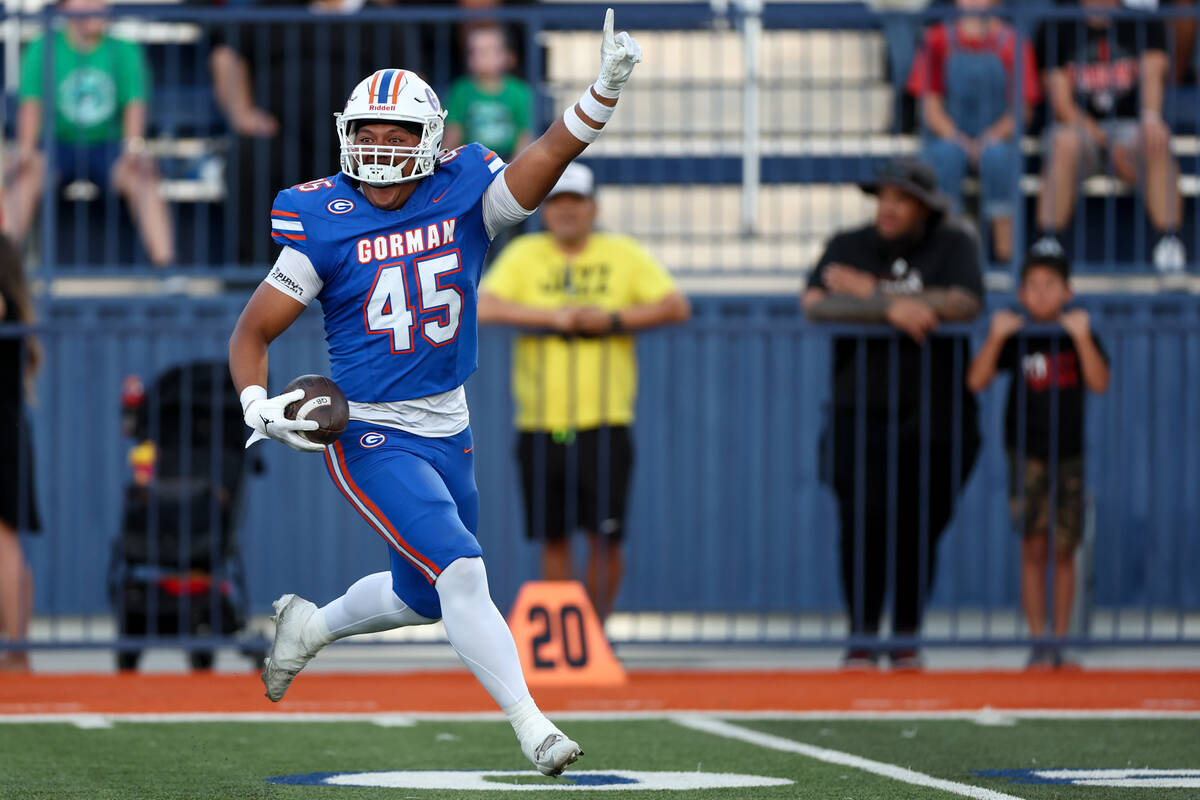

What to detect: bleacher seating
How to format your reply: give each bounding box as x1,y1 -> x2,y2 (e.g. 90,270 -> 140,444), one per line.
556,17 -> 1199,279
1,3 -> 1196,280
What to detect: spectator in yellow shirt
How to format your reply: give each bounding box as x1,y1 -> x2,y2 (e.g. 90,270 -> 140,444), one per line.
478,163 -> 690,621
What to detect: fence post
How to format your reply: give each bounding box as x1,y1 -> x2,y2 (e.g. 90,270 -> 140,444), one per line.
39,6 -> 57,281
739,0 -> 762,236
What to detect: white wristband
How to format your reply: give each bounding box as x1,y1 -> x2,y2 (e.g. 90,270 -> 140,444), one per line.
562,105 -> 602,144
240,384 -> 268,413
579,84 -> 615,124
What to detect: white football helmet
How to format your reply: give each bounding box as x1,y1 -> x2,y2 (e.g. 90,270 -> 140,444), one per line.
336,69 -> 447,186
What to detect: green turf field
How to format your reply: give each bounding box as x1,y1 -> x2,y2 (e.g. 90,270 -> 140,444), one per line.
2,716 -> 1198,799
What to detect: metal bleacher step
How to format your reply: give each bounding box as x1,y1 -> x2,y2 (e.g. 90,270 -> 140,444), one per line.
594,183 -> 873,275
597,183 -> 872,238
544,27 -> 894,138
547,80 -> 894,138
544,28 -> 887,84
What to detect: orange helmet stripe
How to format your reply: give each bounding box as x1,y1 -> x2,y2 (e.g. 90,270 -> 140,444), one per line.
390,70 -> 406,104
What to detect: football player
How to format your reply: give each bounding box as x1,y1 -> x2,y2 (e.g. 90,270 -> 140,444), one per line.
227,9 -> 641,778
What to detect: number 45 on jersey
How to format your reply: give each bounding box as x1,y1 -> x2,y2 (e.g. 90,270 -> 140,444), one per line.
365,252 -> 463,353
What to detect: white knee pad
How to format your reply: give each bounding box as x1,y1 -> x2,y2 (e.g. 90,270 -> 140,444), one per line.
436,556 -> 490,606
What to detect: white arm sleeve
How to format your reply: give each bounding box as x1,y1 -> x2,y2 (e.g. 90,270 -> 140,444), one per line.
482,169 -> 535,240
263,246 -> 324,306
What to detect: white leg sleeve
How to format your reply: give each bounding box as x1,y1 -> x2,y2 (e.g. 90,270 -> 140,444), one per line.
317,571 -> 437,643
435,557 -> 532,710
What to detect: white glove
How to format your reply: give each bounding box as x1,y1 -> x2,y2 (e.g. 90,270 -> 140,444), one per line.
241,386 -> 324,453
595,8 -> 642,98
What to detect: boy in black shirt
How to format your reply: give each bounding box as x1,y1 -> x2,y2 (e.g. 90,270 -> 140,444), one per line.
968,253 -> 1110,668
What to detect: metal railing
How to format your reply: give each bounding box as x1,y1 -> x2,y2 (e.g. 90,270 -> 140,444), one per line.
1,295 -> 1197,659
1,3 -> 1196,282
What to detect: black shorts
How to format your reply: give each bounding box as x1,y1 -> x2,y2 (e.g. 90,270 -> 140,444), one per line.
516,426 -> 634,542
0,413 -> 41,533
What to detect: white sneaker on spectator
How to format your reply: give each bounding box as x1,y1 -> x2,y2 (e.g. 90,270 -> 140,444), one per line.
1153,235 -> 1188,291
1153,234 -> 1187,273
1029,234 -> 1065,260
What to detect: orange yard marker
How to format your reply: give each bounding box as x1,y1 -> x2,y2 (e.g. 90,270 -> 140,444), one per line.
506,581 -> 627,688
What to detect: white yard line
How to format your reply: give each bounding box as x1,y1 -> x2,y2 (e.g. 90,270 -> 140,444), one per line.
2,708 -> 1200,724
67,715 -> 113,730
673,716 -> 1027,800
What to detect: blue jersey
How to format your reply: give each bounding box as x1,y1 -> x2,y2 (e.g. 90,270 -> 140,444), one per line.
271,143 -> 506,403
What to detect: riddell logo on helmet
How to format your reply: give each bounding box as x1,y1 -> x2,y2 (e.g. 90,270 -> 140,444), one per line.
368,104 -> 397,111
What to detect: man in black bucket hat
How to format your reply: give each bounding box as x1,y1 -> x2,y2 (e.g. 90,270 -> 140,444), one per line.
801,157 -> 984,671
859,156 -> 951,216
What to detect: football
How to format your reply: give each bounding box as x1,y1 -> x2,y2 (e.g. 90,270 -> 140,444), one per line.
283,374 -> 350,445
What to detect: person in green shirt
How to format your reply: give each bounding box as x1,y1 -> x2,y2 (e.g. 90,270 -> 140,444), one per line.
4,0 -> 174,267
441,23 -> 533,161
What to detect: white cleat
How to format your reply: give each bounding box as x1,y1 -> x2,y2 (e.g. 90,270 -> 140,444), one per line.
261,594 -> 321,702
524,732 -> 584,777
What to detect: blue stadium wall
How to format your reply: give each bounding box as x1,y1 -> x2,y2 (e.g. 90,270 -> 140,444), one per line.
22,294 -> 1200,618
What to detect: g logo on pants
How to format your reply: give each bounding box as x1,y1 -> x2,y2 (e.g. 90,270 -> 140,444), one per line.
359,431 -> 387,449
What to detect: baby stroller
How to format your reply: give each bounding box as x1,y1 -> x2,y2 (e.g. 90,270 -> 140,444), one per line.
107,360 -> 258,670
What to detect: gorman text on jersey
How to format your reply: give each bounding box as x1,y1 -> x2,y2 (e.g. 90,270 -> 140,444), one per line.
356,219 -> 458,264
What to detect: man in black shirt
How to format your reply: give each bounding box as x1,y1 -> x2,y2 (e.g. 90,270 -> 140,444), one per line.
968,252 -> 1109,668
1034,0 -> 1184,273
802,158 -> 984,669
209,0 -> 398,264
